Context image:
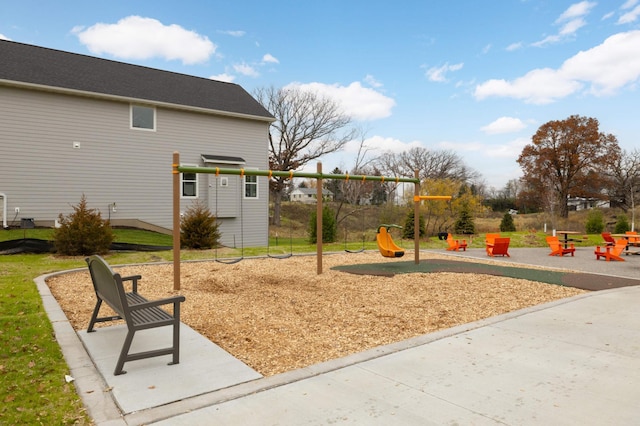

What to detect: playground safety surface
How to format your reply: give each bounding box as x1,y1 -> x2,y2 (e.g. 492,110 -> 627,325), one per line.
332,257 -> 639,291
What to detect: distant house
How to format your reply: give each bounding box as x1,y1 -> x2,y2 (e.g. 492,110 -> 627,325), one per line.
0,40 -> 274,246
290,188 -> 334,204
567,197 -> 610,211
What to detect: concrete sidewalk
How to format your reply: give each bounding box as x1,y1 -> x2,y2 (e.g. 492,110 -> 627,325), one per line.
37,249 -> 640,425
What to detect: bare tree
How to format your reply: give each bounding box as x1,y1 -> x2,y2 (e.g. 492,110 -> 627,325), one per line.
377,147 -> 479,183
254,86 -> 355,225
608,149 -> 640,212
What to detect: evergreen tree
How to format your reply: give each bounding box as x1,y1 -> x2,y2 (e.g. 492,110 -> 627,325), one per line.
614,213 -> 630,234
309,205 -> 337,243
499,212 -> 516,232
454,202 -> 475,234
402,209 -> 425,239
180,200 -> 221,249
584,209 -> 604,234
53,194 -> 114,255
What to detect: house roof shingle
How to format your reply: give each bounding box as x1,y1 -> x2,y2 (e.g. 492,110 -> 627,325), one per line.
0,40 -> 274,121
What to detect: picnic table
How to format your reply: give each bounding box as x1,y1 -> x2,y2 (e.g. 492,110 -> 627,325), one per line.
611,233 -> 640,255
555,231 -> 580,250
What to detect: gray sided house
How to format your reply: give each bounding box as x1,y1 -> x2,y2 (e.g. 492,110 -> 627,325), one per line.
0,40 -> 274,247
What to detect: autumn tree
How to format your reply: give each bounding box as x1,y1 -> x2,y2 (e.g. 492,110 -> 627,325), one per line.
253,86 -> 354,225
517,115 -> 620,218
417,178 -> 483,236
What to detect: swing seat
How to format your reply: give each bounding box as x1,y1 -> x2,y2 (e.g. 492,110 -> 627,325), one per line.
376,225 -> 405,258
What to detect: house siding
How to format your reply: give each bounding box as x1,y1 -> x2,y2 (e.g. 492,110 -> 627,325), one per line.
0,86 -> 269,246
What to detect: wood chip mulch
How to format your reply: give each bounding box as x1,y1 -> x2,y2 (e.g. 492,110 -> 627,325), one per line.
46,252 -> 585,377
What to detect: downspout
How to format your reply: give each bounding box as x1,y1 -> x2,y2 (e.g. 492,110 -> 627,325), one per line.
0,193 -> 7,229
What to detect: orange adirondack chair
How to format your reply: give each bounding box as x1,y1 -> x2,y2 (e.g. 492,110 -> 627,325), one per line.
546,236 -> 575,256
487,237 -> 510,257
594,239 -> 627,261
601,232 -> 616,247
446,233 -> 467,251
485,233 -> 501,255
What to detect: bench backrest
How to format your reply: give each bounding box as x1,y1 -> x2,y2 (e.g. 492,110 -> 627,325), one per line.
86,255 -> 128,319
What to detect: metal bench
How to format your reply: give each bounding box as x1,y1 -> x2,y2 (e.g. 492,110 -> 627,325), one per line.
85,255 -> 186,375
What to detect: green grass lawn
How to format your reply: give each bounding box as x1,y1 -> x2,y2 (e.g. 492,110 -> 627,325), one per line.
0,227 -> 608,424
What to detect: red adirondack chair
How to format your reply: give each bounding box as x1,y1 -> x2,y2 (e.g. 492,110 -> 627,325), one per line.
485,233 -> 501,255
601,232 -> 616,247
487,237 -> 510,257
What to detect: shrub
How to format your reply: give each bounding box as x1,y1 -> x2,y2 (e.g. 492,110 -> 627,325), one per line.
180,200 -> 220,249
309,205 -> 337,243
614,213 -> 630,234
499,212 -> 516,232
402,209 -> 425,239
584,209 -> 604,234
53,194 -> 114,255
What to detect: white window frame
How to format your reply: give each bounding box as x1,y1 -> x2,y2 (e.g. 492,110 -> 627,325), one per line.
181,165 -> 198,199
130,105 -> 156,131
244,170 -> 258,199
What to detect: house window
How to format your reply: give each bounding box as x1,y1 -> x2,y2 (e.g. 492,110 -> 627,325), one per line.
244,174 -> 258,198
131,105 -> 155,130
181,169 -> 198,198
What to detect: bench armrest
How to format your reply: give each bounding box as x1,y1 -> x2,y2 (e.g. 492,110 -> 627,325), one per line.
128,295 -> 186,312
121,274 -> 142,292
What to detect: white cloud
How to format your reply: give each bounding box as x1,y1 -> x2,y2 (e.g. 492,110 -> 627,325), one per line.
484,137 -> 530,159
559,17 -> 587,35
475,30 -> 640,103
219,30 -> 245,37
0,33 -> 10,40
345,135 -> 422,155
561,30 -> 640,95
210,73 -> 235,83
364,74 -> 383,88
233,62 -> 259,77
622,0 -> 639,9
481,117 -> 527,134
532,1 -> 595,46
558,1 -> 596,21
618,5 -> 640,23
506,42 -> 523,51
425,62 -> 464,82
474,67 -> 582,104
262,53 -> 279,64
73,16 -> 216,65
286,81 -> 395,121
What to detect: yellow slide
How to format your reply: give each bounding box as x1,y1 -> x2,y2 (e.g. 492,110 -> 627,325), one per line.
376,225 -> 405,258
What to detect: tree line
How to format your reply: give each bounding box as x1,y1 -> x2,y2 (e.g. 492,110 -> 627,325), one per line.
255,85 -> 640,234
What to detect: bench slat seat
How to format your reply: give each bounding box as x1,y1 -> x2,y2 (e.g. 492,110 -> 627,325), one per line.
85,255 -> 185,375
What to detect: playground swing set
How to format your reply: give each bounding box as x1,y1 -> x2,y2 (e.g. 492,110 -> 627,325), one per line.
172,152 -> 451,290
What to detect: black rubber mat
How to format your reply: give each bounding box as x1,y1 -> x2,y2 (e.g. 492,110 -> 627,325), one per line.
332,259 -> 638,291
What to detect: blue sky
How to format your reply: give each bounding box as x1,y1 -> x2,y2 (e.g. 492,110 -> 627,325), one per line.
2,0 -> 640,189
